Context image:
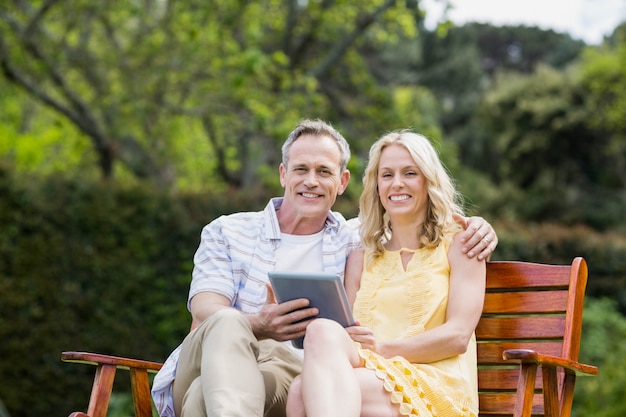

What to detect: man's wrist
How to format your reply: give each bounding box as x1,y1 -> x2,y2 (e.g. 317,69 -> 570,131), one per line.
244,312 -> 265,339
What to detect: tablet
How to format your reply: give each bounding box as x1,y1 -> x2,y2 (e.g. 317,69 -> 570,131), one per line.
268,271 -> 355,349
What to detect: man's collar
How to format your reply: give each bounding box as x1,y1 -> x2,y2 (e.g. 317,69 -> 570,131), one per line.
264,197 -> 340,238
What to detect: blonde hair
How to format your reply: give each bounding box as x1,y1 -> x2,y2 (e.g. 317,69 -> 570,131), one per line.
359,130 -> 464,266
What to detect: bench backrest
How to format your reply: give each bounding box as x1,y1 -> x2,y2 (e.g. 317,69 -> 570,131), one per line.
477,257 -> 589,416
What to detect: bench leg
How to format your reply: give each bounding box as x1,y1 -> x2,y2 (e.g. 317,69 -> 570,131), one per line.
514,363 -> 537,417
85,363 -> 117,417
130,368 -> 154,417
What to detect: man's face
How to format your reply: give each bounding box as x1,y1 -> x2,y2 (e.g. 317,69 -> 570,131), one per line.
279,134 -> 350,222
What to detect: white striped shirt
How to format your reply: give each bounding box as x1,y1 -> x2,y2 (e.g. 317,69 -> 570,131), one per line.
151,198 -> 360,416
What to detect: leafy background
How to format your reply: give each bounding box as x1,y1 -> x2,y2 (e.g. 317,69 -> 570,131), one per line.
1,1 -> 625,416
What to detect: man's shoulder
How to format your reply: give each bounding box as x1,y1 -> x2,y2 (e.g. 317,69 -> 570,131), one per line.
221,210 -> 264,221
339,216 -> 360,234
213,208 -> 265,223
333,215 -> 360,245
343,216 -> 360,229
203,210 -> 265,236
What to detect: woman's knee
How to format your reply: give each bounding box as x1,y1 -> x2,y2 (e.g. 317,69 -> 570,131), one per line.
303,318 -> 346,349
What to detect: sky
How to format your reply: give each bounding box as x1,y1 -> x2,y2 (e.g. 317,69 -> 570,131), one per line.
421,0 -> 626,44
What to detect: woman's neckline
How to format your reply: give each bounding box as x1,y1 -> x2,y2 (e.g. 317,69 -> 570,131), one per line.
385,246 -> 420,253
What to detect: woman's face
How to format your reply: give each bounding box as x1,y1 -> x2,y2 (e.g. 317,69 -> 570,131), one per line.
377,144 -> 429,224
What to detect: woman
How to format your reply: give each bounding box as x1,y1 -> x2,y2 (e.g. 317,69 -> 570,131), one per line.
285,130 -> 486,417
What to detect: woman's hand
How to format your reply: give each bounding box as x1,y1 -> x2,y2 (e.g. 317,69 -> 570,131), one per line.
453,214 -> 498,261
346,322 -> 377,351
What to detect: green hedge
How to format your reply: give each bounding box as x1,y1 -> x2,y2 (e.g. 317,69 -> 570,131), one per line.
574,297 -> 626,417
0,165 -> 267,417
1,164 -> 625,416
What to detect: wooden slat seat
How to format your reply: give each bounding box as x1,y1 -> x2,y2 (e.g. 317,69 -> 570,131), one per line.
62,257 -> 597,417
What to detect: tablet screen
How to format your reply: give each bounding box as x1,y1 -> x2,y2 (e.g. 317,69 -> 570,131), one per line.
268,272 -> 355,348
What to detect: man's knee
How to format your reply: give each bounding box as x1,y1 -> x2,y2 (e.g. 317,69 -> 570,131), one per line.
188,307 -> 257,357
179,377 -> 206,417
196,307 -> 252,335
205,307 -> 247,325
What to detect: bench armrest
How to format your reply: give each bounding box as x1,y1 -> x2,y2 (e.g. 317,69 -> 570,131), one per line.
61,351 -> 163,372
503,348 -> 598,376
61,351 -> 163,417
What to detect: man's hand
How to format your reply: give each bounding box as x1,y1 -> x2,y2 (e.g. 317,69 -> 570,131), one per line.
248,283 -> 319,342
453,214 -> 498,261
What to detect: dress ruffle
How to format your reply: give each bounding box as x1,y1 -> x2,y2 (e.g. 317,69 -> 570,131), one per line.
358,348 -> 477,417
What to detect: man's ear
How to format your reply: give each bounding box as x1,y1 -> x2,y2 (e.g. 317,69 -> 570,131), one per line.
279,163 -> 286,188
338,169 -> 350,195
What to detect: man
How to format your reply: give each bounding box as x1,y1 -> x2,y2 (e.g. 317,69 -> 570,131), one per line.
151,119 -> 497,417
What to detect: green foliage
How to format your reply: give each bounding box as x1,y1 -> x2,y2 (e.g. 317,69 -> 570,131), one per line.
107,392 -> 150,417
574,297 -> 626,417
0,163 -> 264,417
0,85 -> 97,178
412,23 -> 585,140
0,0 -> 427,189
474,64 -> 626,229
581,27 -> 626,134
454,167 -> 523,220
1,5 -> 626,413
457,23 -> 586,73
578,31 -> 626,200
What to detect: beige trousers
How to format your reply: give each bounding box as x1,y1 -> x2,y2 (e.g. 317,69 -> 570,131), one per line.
172,308 -> 302,417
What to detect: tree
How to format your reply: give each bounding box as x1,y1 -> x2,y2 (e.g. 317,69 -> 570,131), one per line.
0,0 -> 432,189
475,64 -> 624,228
579,24 -> 626,190
416,23 -> 586,136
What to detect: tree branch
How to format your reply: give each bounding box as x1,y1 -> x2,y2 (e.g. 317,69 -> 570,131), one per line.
287,0 -> 336,70
310,0 -> 398,80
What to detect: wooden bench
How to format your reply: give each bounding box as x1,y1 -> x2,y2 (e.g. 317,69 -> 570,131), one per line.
62,257 -> 598,417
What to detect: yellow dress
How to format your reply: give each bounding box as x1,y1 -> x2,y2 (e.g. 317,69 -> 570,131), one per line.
353,235 -> 478,417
